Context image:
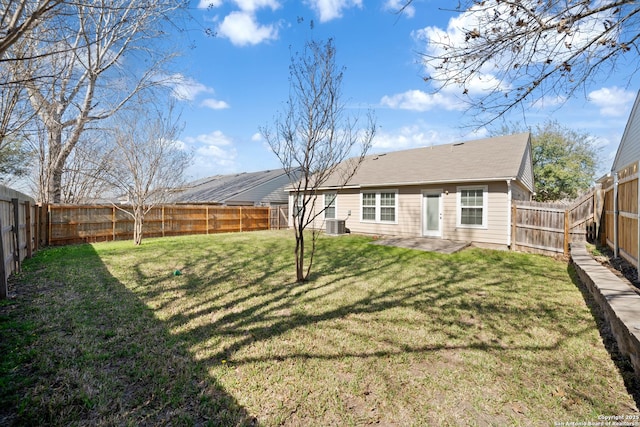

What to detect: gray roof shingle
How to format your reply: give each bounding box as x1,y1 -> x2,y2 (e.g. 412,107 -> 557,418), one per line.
173,169 -> 291,205
320,133 -> 533,190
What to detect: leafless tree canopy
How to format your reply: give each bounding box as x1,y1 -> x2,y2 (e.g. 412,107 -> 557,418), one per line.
261,38 -> 376,282
0,0 -> 64,60
6,0 -> 186,203
410,0 -> 640,124
101,99 -> 191,245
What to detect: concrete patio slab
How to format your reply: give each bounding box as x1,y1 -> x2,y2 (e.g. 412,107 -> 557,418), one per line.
370,237 -> 471,254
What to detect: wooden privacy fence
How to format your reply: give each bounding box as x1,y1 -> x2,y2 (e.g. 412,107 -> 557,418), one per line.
45,204 -> 271,246
0,185 -> 38,299
270,205 -> 289,230
512,190 -> 597,257
601,161 -> 639,273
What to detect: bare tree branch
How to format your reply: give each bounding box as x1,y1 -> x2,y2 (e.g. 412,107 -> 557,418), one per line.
407,0 -> 640,125
0,0 -> 64,60
260,38 -> 376,282
99,97 -> 191,245
11,0 -> 186,203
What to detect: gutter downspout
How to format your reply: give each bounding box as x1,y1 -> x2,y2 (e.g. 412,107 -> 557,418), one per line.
506,179 -> 512,248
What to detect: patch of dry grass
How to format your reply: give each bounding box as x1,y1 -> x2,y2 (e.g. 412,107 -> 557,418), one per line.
1,230 -> 638,426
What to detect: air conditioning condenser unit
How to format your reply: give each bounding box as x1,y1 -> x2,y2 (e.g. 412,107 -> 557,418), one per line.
326,219 -> 346,235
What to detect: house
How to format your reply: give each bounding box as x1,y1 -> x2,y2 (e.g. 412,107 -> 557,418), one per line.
173,168 -> 293,206
612,91 -> 640,174
598,90 -> 640,272
290,133 -> 535,249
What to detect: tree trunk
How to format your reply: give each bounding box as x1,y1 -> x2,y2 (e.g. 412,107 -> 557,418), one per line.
49,167 -> 63,204
295,226 -> 305,282
133,207 -> 144,245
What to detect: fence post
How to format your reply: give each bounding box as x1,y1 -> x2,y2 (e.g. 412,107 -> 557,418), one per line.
637,161 -> 640,275
563,208 -> 569,257
613,172 -> 619,258
0,212 -> 6,299
48,205 -> 52,247
162,205 -> 165,238
111,206 -> 115,241
39,204 -> 48,247
25,201 -> 32,259
206,206 -> 209,235
11,198 -> 20,271
33,205 -> 39,252
239,207 -> 243,232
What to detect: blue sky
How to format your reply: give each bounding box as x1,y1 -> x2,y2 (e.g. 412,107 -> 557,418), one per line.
171,0 -> 637,182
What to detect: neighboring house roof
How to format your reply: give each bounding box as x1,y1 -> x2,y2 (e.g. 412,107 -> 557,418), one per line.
173,169 -> 293,205
316,133 -> 534,191
612,90 -> 640,172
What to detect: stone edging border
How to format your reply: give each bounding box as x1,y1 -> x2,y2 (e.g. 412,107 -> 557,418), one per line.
571,242 -> 640,377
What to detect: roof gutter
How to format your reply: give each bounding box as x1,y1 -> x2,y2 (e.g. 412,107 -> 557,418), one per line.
309,176 -> 520,192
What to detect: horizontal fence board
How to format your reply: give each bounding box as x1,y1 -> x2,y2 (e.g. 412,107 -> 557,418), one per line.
514,241 -> 563,253
516,205 -> 566,213
515,223 -> 563,233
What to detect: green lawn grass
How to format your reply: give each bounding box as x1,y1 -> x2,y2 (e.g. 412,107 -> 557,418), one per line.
1,230 -> 637,426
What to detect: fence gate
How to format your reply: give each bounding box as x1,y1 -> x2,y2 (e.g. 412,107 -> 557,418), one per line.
512,190 -> 596,257
270,205 -> 289,230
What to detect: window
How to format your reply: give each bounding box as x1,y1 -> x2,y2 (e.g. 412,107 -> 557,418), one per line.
362,193 -> 376,221
380,192 -> 396,222
361,190 -> 397,223
324,192 -> 337,219
293,193 -> 304,217
457,186 -> 487,228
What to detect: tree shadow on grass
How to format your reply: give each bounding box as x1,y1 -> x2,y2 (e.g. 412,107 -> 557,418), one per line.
35,232 -> 635,424
0,243 -> 255,426
129,233 -> 600,368
568,263 -> 640,409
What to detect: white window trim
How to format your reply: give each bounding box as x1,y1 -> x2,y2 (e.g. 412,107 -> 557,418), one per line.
323,192 -> 337,220
360,189 -> 398,224
292,193 -> 305,218
456,185 -> 488,229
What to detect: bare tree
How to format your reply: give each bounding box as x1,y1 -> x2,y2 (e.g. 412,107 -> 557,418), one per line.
0,65 -> 33,180
101,100 -> 191,245
261,38 -> 375,282
14,0 -> 185,203
407,0 -> 640,124
0,0 -> 64,60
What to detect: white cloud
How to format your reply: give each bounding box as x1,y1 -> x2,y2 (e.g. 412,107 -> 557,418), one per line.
251,132 -> 263,142
588,87 -> 636,117
372,124 -> 487,150
201,98 -> 230,110
306,0 -> 362,23
383,0 -> 414,18
217,11 -> 278,46
182,131 -> 238,178
233,0 -> 280,12
166,74 -> 214,101
412,15 -> 511,95
380,90 -> 465,112
185,130 -> 234,148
